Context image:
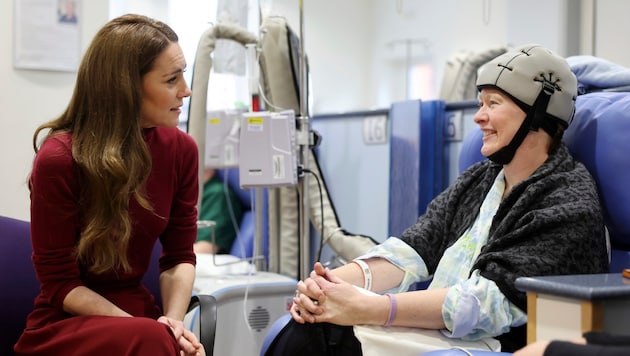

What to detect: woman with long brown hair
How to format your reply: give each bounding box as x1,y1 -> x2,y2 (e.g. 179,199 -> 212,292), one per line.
14,14 -> 204,356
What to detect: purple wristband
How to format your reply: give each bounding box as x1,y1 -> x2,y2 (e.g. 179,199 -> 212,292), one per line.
384,293 -> 397,327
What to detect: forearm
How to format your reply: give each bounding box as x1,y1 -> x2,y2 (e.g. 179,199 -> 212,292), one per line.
333,257 -> 404,292
353,237 -> 429,293
160,262 -> 195,320
387,288 -> 447,329
63,285 -> 131,317
336,287 -> 447,328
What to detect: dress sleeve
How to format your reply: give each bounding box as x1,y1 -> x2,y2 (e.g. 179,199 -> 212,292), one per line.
158,131 -> 199,272
30,136 -> 85,309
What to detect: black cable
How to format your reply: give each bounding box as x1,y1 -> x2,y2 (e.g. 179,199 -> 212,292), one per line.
302,168 -> 325,262
294,186 -> 301,280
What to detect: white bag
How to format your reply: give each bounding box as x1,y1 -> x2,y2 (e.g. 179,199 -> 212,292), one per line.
353,324 -> 500,356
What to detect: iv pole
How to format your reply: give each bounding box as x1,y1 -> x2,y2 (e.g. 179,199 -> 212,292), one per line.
246,41 -> 266,271
297,0 -> 311,280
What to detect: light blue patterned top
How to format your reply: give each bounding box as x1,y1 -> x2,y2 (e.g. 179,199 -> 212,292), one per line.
356,170 -> 527,340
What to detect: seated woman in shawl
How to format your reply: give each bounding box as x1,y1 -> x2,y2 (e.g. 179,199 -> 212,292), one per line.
266,44 -> 609,354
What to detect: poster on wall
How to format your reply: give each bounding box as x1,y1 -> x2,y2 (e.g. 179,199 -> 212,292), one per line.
13,0 -> 81,72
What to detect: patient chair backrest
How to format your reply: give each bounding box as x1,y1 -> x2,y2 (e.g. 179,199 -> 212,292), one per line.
564,92 -> 630,272
458,91 -> 630,272
457,127 -> 485,174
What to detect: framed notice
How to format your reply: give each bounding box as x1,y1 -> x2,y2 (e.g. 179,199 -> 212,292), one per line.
13,0 -> 81,71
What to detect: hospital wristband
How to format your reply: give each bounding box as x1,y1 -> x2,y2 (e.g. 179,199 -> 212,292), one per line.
352,259 -> 372,291
384,293 -> 397,327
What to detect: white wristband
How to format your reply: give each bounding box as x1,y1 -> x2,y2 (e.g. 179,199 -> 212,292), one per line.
352,259 -> 372,291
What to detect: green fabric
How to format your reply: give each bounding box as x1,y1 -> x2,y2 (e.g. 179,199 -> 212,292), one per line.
197,175 -> 244,253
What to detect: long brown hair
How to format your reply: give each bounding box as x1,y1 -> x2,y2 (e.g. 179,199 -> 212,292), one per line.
32,14 -> 179,274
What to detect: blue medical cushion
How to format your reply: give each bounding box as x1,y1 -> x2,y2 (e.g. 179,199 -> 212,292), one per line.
458,127 -> 485,173
564,91 -> 630,254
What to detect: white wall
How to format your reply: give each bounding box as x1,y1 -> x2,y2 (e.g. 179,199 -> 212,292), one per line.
264,0 -> 373,113
1,0 -> 110,220
2,0 -> 628,221
273,0 -> 574,111
594,0 -> 630,66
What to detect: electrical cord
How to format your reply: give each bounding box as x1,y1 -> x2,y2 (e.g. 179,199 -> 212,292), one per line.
301,167 -> 325,263
294,185 -> 302,279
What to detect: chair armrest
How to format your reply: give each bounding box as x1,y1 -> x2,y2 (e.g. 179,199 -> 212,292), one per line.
187,294 -> 217,354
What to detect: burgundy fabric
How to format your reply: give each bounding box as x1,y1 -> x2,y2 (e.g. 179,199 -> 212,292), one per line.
14,127 -> 199,355
14,316 -> 179,356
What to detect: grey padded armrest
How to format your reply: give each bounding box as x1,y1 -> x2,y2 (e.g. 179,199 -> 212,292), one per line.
188,294 -> 218,355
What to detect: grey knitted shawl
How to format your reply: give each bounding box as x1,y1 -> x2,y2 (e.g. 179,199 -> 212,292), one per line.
400,143 -> 609,311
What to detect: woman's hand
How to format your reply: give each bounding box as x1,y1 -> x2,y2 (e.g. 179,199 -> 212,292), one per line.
290,262 -> 328,324
291,262 -> 385,326
157,316 -> 205,356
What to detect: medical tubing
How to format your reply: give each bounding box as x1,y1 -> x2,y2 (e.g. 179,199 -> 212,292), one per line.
222,170 -> 244,257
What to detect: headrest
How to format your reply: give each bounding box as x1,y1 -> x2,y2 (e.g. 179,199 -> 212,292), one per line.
458,127 -> 485,173
564,91 -> 630,249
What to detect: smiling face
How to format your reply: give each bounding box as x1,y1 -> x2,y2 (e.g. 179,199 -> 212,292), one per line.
141,42 -> 191,128
474,88 -> 527,157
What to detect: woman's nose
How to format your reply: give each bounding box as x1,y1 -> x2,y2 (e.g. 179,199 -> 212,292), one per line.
473,108 -> 486,124
180,83 -> 192,98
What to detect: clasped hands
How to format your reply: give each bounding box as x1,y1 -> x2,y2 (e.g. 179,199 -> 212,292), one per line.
157,316 -> 206,356
290,262 -> 380,326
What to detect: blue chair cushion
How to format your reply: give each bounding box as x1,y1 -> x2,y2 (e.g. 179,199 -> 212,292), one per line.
260,313 -> 292,356
458,127 -> 485,173
565,92 -> 630,252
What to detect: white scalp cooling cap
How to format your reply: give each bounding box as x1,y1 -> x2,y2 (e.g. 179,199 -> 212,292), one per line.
476,44 -> 578,126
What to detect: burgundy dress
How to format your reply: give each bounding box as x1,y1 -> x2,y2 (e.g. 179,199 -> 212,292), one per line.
14,127 -> 198,356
